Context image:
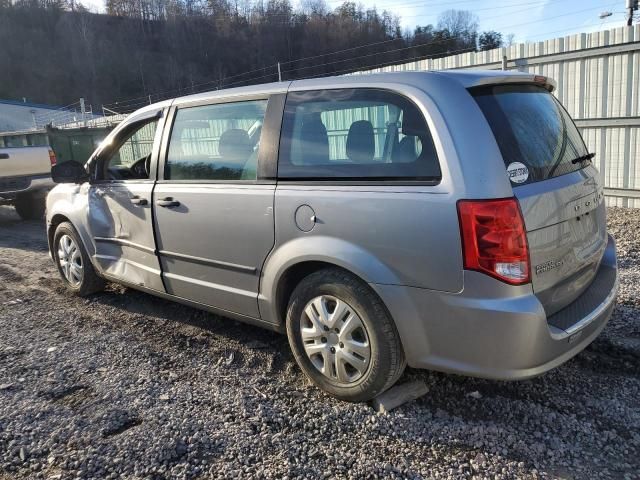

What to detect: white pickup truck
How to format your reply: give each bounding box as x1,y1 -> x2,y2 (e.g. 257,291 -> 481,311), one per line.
0,146 -> 56,220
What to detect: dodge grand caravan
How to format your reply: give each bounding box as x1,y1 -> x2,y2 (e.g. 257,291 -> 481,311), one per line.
47,71 -> 618,402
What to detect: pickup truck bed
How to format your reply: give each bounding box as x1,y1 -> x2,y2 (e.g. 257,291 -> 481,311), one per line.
0,146 -> 55,220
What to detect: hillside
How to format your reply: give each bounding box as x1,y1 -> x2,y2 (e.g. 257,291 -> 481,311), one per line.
0,1 -> 500,111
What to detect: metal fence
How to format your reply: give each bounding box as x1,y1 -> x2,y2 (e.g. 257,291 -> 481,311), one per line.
356,24 -> 640,207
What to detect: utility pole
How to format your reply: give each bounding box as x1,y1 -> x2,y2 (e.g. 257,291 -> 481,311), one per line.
627,0 -> 639,26
277,62 -> 282,82
80,98 -> 86,127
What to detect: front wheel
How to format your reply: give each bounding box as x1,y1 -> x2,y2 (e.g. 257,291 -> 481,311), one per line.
286,268 -> 405,402
53,222 -> 105,296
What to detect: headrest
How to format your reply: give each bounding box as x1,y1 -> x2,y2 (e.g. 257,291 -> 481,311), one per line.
219,129 -> 253,162
401,107 -> 426,137
299,113 -> 329,164
346,120 -> 375,163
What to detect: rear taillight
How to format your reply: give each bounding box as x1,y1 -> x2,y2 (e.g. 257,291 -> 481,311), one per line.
457,198 -> 530,285
48,149 -> 57,166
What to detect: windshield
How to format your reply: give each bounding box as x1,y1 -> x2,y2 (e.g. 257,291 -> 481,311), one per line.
471,84 -> 589,185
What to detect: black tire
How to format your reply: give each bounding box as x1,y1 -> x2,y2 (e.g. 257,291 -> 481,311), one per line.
53,222 -> 105,296
286,268 -> 406,402
14,192 -> 46,221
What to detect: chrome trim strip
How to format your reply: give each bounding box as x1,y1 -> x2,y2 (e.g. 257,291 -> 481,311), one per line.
550,269 -> 619,340
93,237 -> 156,255
158,250 -> 257,274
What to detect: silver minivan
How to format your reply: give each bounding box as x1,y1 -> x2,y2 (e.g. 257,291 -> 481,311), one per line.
47,71 -> 618,401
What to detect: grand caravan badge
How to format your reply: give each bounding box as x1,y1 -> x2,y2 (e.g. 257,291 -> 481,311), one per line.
506,162 -> 529,184
535,259 -> 565,275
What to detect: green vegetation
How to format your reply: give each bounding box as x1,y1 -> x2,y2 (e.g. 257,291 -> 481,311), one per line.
0,0 -> 503,110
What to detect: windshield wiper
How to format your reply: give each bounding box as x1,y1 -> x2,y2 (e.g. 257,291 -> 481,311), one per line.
571,152 -> 595,164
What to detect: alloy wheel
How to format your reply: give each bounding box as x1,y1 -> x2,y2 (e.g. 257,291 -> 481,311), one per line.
57,234 -> 83,287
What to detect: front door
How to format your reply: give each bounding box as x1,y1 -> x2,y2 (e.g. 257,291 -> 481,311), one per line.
87,114 -> 165,291
153,97 -> 277,318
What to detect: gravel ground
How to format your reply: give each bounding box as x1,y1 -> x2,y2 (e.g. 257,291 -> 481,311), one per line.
0,205 -> 638,480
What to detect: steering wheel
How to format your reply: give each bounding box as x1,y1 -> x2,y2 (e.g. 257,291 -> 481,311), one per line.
130,155 -> 151,179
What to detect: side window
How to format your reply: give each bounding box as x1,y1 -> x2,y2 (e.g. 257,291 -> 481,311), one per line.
165,99 -> 268,181
278,89 -> 441,181
101,120 -> 158,181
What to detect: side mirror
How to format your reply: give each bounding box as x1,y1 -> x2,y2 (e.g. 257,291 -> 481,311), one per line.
51,161 -> 89,184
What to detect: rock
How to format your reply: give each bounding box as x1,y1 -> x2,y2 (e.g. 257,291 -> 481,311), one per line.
47,347 -> 58,353
2,299 -> 23,306
467,391 -> 482,399
371,381 -> 429,413
474,453 -> 487,465
0,207 -> 637,480
225,352 -> 235,366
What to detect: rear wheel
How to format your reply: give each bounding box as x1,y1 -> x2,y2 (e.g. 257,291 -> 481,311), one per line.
53,222 -> 105,296
14,192 -> 45,221
286,268 -> 405,402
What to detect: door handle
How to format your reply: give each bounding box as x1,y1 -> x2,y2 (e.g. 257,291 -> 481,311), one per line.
130,196 -> 148,206
156,197 -> 180,207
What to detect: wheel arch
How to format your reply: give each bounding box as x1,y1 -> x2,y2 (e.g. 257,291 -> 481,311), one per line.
48,213 -> 72,257
46,209 -> 96,270
259,236 -> 402,328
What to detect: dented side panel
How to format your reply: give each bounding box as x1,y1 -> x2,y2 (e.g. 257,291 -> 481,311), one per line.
87,181 -> 164,291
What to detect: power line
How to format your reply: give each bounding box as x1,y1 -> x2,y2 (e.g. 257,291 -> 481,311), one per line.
249,0 -> 555,19
298,46 -> 478,81
297,17 -> 624,80
101,0 -> 572,108
326,0 -> 549,11
103,64 -> 276,109
273,0 -> 568,68
101,4 -> 623,113
105,1 -> 559,109
281,36 -> 481,76
275,1 -> 617,76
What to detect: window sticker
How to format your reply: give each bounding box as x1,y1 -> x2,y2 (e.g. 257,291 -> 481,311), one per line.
506,162 -> 529,184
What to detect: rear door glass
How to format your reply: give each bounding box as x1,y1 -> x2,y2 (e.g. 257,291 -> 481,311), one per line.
471,84 -> 589,185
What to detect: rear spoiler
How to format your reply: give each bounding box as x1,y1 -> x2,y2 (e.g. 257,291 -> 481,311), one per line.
469,74 -> 557,93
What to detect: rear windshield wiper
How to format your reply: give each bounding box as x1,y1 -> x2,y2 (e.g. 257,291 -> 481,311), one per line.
571,152 -> 595,164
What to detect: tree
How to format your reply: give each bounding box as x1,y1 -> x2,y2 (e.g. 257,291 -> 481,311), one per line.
478,31 -> 502,51
437,9 -> 477,39
299,0 -> 327,16
0,3 -> 503,110
505,33 -> 515,47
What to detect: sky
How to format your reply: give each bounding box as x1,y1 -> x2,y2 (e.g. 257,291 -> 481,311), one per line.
78,0 -> 630,43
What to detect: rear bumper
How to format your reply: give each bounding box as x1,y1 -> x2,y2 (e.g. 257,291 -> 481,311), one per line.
372,234 -> 618,380
0,174 -> 53,200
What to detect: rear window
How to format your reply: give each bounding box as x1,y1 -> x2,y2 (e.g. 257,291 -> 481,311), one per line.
472,84 -> 590,185
278,88 -> 441,181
